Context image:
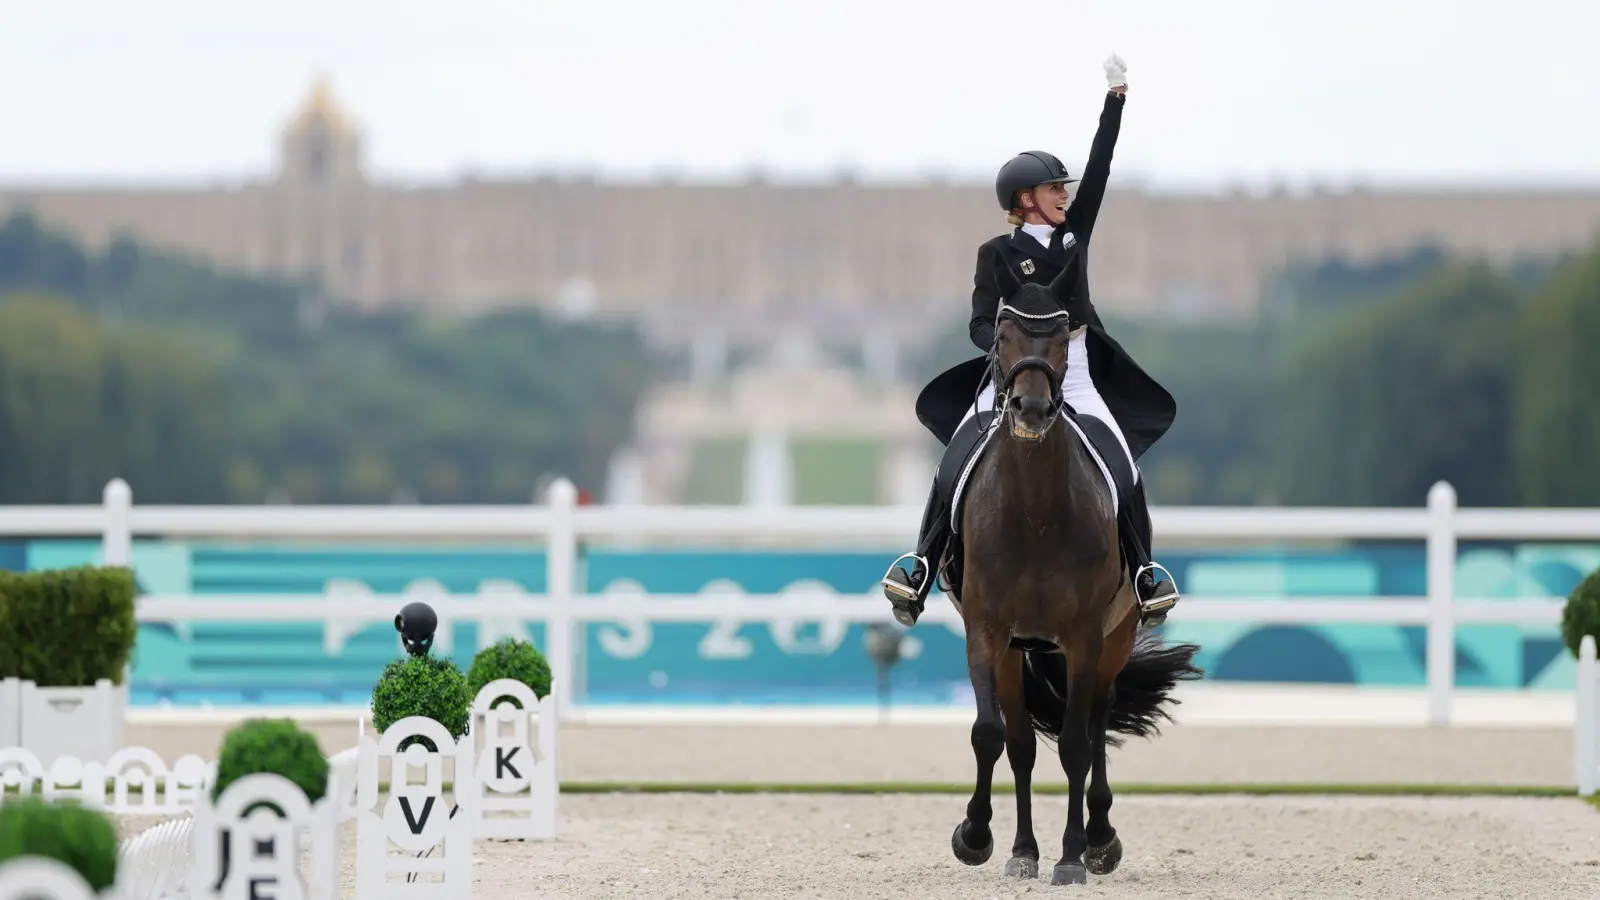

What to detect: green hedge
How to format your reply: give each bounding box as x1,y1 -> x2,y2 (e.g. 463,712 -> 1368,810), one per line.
212,719 -> 330,815
467,637 -> 553,703
371,654 -> 471,751
1562,565 -> 1600,658
0,566 -> 137,686
0,798 -> 119,891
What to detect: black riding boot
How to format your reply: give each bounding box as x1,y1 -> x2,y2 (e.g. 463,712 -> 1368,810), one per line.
880,480 -> 951,627
1120,478 -> 1180,625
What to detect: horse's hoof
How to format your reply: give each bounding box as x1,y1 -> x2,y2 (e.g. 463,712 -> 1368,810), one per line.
1003,856 -> 1039,879
1085,835 -> 1122,875
951,821 -> 993,866
1050,863 -> 1088,886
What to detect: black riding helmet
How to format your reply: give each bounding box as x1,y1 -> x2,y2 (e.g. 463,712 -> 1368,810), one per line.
995,151 -> 1078,211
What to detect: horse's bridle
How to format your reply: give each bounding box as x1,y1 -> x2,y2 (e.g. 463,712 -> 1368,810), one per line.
987,302 -> 1077,438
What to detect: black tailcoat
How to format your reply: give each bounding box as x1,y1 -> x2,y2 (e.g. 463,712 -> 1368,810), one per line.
915,91 -> 1177,460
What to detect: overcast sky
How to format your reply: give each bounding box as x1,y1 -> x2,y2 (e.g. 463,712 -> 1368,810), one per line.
2,0 -> 1596,191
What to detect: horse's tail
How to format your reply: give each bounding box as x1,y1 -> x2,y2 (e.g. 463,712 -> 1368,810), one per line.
1020,627 -> 1204,747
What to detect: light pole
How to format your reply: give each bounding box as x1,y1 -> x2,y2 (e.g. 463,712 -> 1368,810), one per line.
863,622 -> 908,724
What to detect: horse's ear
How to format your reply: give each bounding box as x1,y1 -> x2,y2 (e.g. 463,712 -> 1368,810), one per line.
1048,233 -> 1081,304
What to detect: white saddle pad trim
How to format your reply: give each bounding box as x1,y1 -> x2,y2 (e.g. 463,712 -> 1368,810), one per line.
950,414 -> 1120,534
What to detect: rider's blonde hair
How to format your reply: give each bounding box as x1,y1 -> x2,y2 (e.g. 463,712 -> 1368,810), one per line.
1006,187 -> 1029,226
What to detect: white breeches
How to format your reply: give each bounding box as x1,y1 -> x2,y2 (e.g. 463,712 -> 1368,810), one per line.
961,330 -> 1139,479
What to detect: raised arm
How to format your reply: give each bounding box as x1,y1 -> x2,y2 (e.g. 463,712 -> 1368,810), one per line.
1064,54 -> 1129,241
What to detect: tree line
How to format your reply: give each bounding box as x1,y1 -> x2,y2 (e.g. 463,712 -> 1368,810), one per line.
0,212 -> 652,504
914,240 -> 1600,508
5,207 -> 1599,508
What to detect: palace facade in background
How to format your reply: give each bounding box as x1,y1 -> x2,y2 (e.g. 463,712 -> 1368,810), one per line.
4,79 -> 1600,354
9,81 -> 1600,504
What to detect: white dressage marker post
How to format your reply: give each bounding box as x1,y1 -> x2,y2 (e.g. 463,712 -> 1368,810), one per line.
189,773 -> 339,900
462,679 -> 558,841
0,857 -> 100,900
354,717 -> 475,900
1576,635 -> 1599,796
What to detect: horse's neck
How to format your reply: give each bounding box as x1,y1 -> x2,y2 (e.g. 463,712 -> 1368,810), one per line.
997,422 -> 1111,535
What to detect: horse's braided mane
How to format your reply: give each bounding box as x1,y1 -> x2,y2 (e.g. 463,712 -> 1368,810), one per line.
998,283 -> 1070,337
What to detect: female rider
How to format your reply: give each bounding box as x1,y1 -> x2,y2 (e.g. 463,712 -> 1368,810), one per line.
881,53 -> 1182,629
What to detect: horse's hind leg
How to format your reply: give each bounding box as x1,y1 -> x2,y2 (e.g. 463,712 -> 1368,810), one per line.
997,648 -> 1039,879
952,631 -> 1004,867
1083,679 -> 1123,875
1051,657 -> 1097,886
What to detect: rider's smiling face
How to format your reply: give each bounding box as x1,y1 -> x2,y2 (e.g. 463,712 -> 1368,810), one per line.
1018,181 -> 1070,227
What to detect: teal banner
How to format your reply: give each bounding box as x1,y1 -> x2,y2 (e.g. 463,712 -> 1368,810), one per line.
0,538 -> 1589,707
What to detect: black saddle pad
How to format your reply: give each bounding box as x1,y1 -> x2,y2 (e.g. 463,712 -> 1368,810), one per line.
934,409 -> 996,529
1071,412 -> 1137,513
936,406 -> 1136,536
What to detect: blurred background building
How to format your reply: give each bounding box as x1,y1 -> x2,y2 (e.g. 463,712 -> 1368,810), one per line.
9,80 -> 1600,324
4,78 -> 1600,508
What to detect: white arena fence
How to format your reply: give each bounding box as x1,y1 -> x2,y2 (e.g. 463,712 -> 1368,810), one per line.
0,477 -> 1597,731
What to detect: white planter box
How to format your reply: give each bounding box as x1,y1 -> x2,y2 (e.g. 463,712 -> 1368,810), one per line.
16,678 -> 125,766
0,678 -> 19,748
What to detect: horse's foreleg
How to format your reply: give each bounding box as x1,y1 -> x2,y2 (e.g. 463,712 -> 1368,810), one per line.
952,629 -> 1004,867
997,648 -> 1039,879
1051,657 -> 1097,886
1083,679 -> 1123,875
1085,600 -> 1138,876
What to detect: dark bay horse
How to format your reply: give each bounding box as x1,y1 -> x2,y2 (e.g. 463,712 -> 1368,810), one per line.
946,274 -> 1202,886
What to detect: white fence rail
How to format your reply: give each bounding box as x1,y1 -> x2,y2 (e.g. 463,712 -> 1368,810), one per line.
2,479 -> 1599,726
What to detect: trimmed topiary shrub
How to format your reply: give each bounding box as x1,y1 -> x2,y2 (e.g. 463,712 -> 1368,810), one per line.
0,565 -> 137,686
371,654 -> 471,750
211,718 -> 330,815
467,637 -> 553,705
1561,565 -> 1600,658
0,797 -> 120,892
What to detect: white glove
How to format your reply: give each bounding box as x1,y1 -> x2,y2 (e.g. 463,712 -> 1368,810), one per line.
1103,53 -> 1128,91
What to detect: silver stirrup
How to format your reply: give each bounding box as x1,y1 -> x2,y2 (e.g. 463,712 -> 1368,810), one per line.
881,552 -> 928,603
1135,562 -> 1180,613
